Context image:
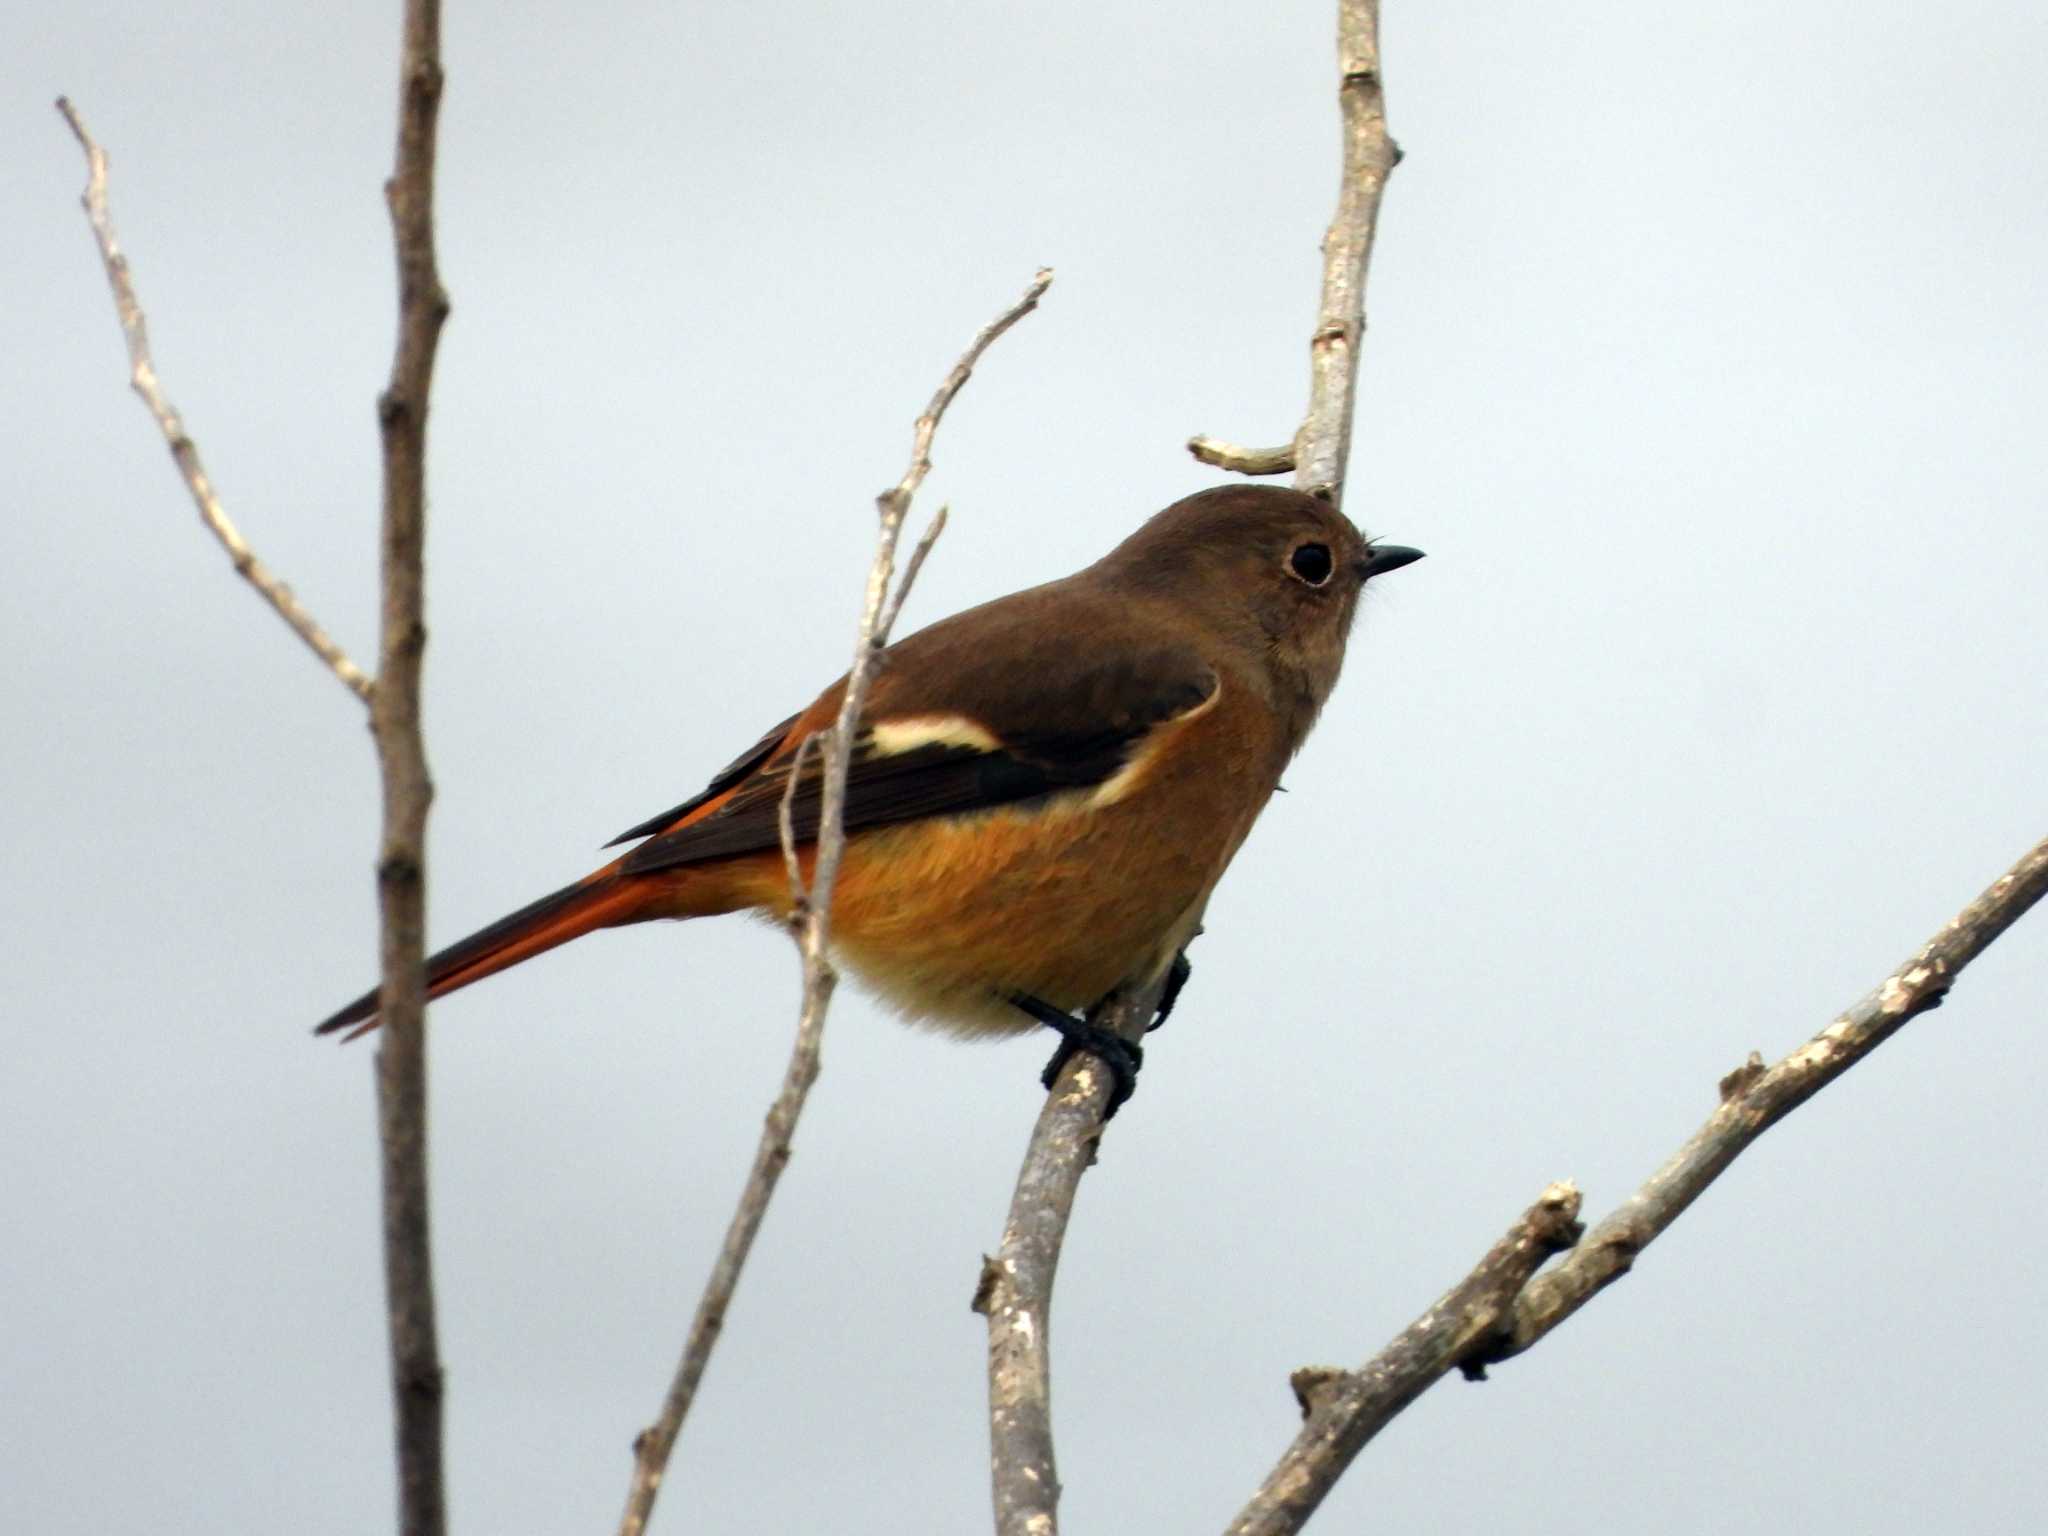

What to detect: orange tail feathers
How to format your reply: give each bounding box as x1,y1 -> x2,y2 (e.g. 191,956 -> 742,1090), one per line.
314,866 -> 716,1040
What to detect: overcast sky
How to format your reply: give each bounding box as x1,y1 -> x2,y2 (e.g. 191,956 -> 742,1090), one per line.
7,2 -> 2046,1532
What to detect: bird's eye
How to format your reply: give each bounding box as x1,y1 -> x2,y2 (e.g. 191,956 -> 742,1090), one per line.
1288,542 -> 1334,586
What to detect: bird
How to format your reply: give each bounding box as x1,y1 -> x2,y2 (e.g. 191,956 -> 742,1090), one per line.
317,484 -> 1422,1106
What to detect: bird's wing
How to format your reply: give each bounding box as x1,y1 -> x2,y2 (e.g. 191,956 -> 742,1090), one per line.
602,712 -> 800,847
612,600 -> 1217,877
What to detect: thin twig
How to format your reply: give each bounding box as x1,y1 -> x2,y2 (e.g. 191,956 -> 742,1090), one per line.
1224,831 -> 2048,1536
876,504 -> 949,641
777,730 -> 826,904
371,7 -> 451,1535
616,269 -> 1053,1536
1292,1 -> 1397,505
55,97 -> 373,703
1186,435 -> 1296,476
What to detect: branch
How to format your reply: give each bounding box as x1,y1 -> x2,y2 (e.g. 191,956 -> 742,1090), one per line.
58,65 -> 449,1535
372,7 -> 451,1535
979,9 -> 1401,1529
616,269 -> 1053,1536
1188,3 -> 1397,502
1294,1 -> 1397,504
1186,435 -> 1295,476
1227,1185 -> 1584,1536
55,97 -> 372,702
974,975 -> 1168,1536
1223,831 -> 2048,1535
1495,831 -> 2048,1358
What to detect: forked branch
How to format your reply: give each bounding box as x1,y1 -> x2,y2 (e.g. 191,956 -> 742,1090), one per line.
616,269 -> 1053,1536
56,97 -> 371,702
59,22 -> 452,1530
1188,0 -> 1398,508
979,6 -> 1398,1530
1225,831 -> 2048,1535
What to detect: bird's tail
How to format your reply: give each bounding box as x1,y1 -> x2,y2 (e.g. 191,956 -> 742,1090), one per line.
314,870 -> 654,1041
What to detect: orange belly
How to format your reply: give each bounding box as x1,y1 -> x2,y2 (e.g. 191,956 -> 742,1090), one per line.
710,781 -> 1266,1035
676,676 -> 1287,1035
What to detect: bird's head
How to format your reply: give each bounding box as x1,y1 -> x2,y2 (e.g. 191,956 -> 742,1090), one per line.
1098,484 -> 1423,732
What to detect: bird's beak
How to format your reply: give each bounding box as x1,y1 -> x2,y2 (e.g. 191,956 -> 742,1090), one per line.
1357,544 -> 1425,581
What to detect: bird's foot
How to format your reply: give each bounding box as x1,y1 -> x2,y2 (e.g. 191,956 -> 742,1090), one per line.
1010,993 -> 1143,1117
1149,950 -> 1192,1033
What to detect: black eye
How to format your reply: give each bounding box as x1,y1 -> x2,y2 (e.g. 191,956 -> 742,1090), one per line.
1288,542 -> 1334,586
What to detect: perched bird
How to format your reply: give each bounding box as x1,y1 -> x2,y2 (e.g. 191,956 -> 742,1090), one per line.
318,484 -> 1422,1105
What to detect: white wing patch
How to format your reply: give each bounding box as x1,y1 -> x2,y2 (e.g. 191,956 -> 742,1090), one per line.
1087,677 -> 1223,808
867,714 -> 1004,757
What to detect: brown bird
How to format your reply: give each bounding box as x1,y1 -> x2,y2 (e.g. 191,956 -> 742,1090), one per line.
318,484 -> 1422,1105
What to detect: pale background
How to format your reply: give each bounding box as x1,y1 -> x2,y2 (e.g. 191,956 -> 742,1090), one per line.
6,3 -> 2046,1531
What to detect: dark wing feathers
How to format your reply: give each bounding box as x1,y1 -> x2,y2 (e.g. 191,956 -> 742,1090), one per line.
602,711 -> 799,848
620,739 -> 1065,875
614,629 -> 1216,878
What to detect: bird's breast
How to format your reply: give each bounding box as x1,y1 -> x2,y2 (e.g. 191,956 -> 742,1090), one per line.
816,681 -> 1285,1035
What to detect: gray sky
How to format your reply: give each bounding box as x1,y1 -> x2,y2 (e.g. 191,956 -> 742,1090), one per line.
7,2 -> 2046,1531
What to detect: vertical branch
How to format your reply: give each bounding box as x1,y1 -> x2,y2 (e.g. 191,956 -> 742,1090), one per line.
974,1012 -> 1143,1536
616,270 -> 1051,1536
55,58 -> 448,1536
1185,2 -> 1397,502
982,7 -> 1399,1531
373,5 -> 451,1536
976,967 -> 1172,1536
1294,0 -> 1396,505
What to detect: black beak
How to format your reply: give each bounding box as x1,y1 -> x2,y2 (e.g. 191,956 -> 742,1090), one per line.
1357,544 -> 1425,581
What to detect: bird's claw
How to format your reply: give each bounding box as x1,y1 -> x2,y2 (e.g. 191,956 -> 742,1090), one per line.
1010,992 -> 1145,1117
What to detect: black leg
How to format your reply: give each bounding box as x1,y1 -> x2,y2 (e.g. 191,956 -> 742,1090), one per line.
1149,950 -> 1192,1033
1010,992 -> 1143,1116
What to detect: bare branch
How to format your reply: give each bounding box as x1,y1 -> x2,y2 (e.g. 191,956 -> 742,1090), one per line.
617,270 -> 1053,1536
371,6 -> 451,1534
777,729 -> 826,906
876,504 -> 949,641
1494,831 -> 2048,1358
55,97 -> 373,703
614,901 -> 840,1536
1179,3 -> 1394,501
1225,1186 -> 1585,1536
980,7 -> 1400,1526
974,970 -> 1171,1536
1186,436 -> 1296,476
1223,831 -> 2048,1535
1294,1 -> 1397,505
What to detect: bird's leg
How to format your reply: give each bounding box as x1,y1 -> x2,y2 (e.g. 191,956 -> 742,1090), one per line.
1149,950 -> 1192,1033
1010,992 -> 1143,1116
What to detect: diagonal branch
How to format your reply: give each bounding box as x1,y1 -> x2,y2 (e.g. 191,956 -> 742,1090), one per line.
615,269 -> 1053,1536
1494,830 -> 2048,1357
1224,830 -> 2048,1536
55,97 -> 373,703
1227,1185 -> 1585,1536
